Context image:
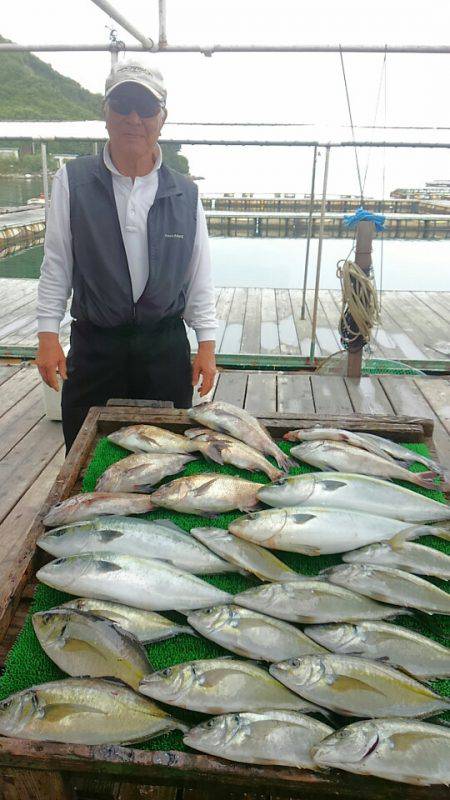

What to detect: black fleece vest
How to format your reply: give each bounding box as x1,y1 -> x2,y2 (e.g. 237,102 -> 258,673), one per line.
66,154 -> 198,328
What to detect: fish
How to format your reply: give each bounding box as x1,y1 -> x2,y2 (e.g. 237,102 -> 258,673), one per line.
181,430 -> 283,480
107,424 -> 223,463
343,536 -> 450,580
36,553 -> 233,611
290,440 -> 439,490
43,493 -> 154,527
312,719 -> 450,785
189,526 -> 302,582
326,564 -> 450,615
234,581 -> 406,624
61,599 -> 195,644
139,658 -> 326,714
229,506 -> 411,556
269,654 -> 450,718
184,711 -> 334,769
32,608 -> 150,691
0,678 -> 188,745
284,426 -> 447,479
303,622 -> 450,680
95,453 -> 195,493
149,473 -> 264,516
187,401 -> 292,471
257,472 -> 450,523
187,604 -> 327,662
38,516 -> 234,575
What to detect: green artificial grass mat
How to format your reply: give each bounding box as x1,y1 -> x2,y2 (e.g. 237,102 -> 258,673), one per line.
0,437 -> 448,753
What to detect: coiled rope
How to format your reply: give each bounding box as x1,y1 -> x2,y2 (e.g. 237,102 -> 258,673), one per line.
337,258 -> 380,351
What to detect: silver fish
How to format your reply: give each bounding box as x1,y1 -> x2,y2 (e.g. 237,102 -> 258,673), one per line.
359,432 -> 448,478
234,581 -> 406,624
304,621 -> 450,680
38,516 -> 234,575
229,506 -> 410,556
182,430 -> 283,480
326,564 -> 450,615
257,472 -> 450,523
270,654 -> 450,718
61,598 -> 195,644
32,608 -> 150,691
187,604 -> 327,662
291,440 -> 438,490
43,493 -> 154,527
0,678 -> 188,745
95,453 -> 195,492
343,537 -> 450,580
312,719 -> 450,785
188,401 -> 292,471
184,711 -> 334,769
150,473 -> 264,516
190,527 -> 302,582
139,658 -> 325,714
36,553 -> 233,611
108,424 -> 221,462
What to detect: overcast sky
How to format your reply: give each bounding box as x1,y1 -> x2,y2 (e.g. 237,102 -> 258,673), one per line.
3,0 -> 450,194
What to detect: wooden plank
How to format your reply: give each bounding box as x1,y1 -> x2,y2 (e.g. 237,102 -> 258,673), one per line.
260,289 -> 280,354
0,364 -> 21,387
378,294 -> 428,360
0,366 -> 41,420
245,372 -> 277,414
385,291 -> 444,360
345,377 -> 395,415
275,289 -> 300,354
306,290 -> 340,356
379,376 -> 450,468
277,374 -> 315,414
310,375 -> 353,415
414,378 -> 450,436
0,737 -> 447,800
220,287 -> 247,354
0,384 -> 45,461
289,288 -> 317,357
215,288 -> 235,352
241,287 -> 261,354
213,371 -> 248,407
0,769 -> 71,800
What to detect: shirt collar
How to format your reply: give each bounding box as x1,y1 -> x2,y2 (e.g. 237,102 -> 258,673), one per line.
103,142 -> 162,178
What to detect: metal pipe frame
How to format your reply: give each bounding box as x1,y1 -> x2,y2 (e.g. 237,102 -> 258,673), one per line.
309,145 -> 331,363
2,42 -> 450,54
40,143 -> 49,221
89,0 -> 155,51
301,145 -> 317,319
159,0 -> 167,47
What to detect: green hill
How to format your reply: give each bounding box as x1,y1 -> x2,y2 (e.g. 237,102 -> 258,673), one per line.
0,35 -> 102,120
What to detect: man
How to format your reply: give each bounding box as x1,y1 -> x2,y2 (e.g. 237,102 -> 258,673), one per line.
37,59 -> 217,452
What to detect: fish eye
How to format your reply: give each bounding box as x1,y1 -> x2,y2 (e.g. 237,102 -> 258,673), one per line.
205,608 -> 213,615
0,700 -> 11,709
289,658 -> 300,667
42,613 -> 52,624
162,668 -> 172,678
206,719 -> 215,728
233,714 -> 240,723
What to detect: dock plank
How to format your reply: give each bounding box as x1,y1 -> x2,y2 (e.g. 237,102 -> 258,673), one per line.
241,287 -> 261,354
220,287 -> 247,354
414,378 -> 450,436
214,288 -> 235,352
213,371 -> 248,407
310,374 -> 353,414
0,384 -> 45,461
245,372 -> 277,414
260,289 -> 280,354
307,289 -> 340,356
275,289 -> 300,354
0,365 -> 21,387
0,366 -> 41,420
277,374 -> 315,413
345,377 -> 395,415
289,289 -> 317,357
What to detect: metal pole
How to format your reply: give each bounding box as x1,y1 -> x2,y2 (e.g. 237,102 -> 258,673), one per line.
89,0 -> 155,50
2,42 -> 450,54
111,48 -> 118,67
41,142 -> 49,222
159,0 -> 167,47
309,145 -> 331,363
301,144 -> 317,319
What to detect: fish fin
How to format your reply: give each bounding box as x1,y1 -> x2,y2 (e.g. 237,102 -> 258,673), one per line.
292,513 -> 316,525
193,478 -> 220,496
134,483 -> 154,493
388,529 -> 412,550
42,702 -> 108,722
200,443 -> 225,465
96,561 -> 122,572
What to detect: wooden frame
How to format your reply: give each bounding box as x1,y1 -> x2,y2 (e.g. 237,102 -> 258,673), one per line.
1,405 -> 446,800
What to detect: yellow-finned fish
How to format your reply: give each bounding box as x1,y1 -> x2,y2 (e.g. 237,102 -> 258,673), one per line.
150,473 -> 264,516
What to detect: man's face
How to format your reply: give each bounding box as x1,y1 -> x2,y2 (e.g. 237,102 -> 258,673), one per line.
105,83 -> 166,158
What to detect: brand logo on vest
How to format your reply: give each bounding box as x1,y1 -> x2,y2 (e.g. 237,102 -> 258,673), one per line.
165,233 -> 184,239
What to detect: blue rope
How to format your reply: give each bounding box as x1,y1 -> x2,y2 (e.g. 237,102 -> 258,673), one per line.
344,206 -> 386,232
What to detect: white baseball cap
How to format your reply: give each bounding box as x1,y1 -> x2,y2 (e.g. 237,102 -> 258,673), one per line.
105,60 -> 167,105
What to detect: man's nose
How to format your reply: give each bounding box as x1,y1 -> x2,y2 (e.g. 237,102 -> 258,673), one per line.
126,110 -> 142,124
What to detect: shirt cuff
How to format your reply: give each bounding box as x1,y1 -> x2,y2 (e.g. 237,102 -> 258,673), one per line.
37,318 -> 61,334
195,328 -> 217,344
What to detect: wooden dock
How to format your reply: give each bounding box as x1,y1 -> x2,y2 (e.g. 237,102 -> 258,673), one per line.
0,278 -> 449,364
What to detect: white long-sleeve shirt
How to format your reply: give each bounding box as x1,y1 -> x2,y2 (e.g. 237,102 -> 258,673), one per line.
37,143 -> 217,343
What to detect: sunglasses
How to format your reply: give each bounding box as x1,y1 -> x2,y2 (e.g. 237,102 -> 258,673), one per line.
108,90 -> 162,119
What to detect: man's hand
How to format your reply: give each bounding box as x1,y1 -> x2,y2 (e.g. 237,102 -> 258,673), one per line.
192,340 -> 216,398
36,332 -> 67,391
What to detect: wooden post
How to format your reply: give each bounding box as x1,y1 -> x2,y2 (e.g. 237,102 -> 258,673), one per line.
347,219 -> 376,378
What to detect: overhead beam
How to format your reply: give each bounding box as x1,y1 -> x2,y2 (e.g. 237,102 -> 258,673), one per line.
1,42 -> 450,54
89,0 -> 155,51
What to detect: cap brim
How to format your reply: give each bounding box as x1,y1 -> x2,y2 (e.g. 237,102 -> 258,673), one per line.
105,79 -> 164,103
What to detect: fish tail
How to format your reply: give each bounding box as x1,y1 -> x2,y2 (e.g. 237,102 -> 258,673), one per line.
274,449 -> 297,472
266,465 -> 285,481
283,431 -> 298,441
412,471 -> 441,489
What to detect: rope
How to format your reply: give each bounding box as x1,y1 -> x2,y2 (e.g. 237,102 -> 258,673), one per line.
339,46 -> 364,204
337,258 -> 380,351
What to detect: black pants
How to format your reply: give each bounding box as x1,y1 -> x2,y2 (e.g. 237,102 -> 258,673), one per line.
61,317 -> 193,453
